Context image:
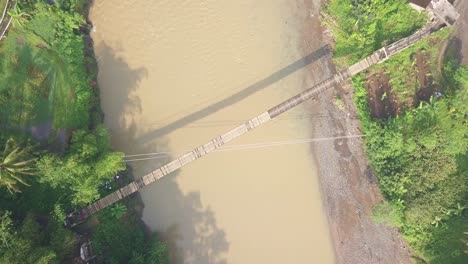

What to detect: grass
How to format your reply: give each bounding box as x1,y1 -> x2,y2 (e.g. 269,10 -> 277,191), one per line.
333,95 -> 346,111
0,26 -> 84,130
1,31 -> 51,127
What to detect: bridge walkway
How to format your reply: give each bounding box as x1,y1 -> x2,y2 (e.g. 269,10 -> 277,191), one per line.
66,0 -> 459,227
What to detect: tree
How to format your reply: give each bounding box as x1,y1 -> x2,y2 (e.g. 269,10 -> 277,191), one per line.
145,238 -> 170,264
0,138 -> 36,193
37,126 -> 125,206
0,213 -> 58,264
93,205 -> 145,264
0,211 -> 13,250
93,205 -> 170,264
326,0 -> 426,63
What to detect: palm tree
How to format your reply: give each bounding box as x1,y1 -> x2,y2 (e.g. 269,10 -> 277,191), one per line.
7,4 -> 30,28
0,138 -> 36,193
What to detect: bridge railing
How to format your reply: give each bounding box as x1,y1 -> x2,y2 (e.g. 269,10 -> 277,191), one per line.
65,8 -> 456,227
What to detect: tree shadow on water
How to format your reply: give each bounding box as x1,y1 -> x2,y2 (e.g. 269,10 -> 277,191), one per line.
136,157 -> 229,264
94,42 -> 147,139
95,43 -> 229,264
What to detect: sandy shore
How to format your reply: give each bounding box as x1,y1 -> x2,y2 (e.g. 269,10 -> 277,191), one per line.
300,1 -> 413,263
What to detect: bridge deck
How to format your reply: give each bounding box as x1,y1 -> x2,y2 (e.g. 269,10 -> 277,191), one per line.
65,1 -> 459,227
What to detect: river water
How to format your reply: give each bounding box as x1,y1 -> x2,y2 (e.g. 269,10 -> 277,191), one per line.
90,0 -> 334,263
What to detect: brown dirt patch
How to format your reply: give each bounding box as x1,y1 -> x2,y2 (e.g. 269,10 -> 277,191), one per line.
365,69 -> 403,119
415,50 -> 437,104
365,50 -> 439,120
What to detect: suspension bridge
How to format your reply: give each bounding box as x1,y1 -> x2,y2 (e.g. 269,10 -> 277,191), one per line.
65,0 -> 460,227
0,0 -> 14,40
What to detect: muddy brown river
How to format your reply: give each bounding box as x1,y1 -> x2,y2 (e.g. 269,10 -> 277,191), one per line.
90,0 -> 334,263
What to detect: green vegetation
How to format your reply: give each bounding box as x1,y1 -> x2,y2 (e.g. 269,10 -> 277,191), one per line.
325,0 -> 426,64
0,2 -> 88,128
0,138 -> 36,193
37,126 -> 125,206
0,1 -> 169,263
371,29 -> 450,107
354,56 -> 467,264
0,208 -> 77,263
325,0 -> 467,263
92,203 -> 169,264
333,95 -> 345,111
371,200 -> 404,228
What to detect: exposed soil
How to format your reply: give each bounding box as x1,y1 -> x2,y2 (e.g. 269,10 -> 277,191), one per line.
365,69 -> 402,119
364,49 -> 437,120
415,50 -> 435,103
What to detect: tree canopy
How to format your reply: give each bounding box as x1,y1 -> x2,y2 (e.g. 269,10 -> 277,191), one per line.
326,0 -> 426,63
1,1 -> 170,262
353,54 -> 468,263
37,126 -> 125,206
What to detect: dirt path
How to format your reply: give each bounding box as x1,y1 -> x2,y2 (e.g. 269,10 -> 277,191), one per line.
301,1 -> 413,263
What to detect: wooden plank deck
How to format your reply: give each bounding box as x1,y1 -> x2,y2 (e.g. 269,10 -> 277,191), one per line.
69,6 -> 459,225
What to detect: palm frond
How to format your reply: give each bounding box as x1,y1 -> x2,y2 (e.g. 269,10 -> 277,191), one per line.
2,147 -> 21,164
7,172 -> 30,186
0,138 -> 36,193
8,158 -> 37,167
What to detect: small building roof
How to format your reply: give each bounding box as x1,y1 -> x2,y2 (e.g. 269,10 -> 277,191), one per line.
410,0 -> 431,8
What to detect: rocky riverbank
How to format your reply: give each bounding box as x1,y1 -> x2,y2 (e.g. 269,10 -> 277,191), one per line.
301,1 -> 413,263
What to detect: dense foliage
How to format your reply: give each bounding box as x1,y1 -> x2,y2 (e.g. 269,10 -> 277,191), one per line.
326,1 -> 467,262
92,204 -> 170,264
0,1 -> 170,263
0,1 -> 89,128
353,51 -> 468,263
37,126 -> 125,206
325,0 -> 426,64
0,208 -> 77,264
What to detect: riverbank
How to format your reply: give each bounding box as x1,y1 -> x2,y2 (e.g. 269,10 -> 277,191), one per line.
0,1 -> 152,263
301,1 -> 413,263
312,1 -> 468,263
